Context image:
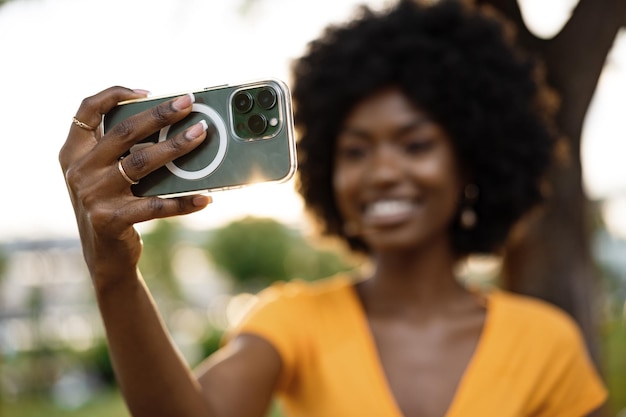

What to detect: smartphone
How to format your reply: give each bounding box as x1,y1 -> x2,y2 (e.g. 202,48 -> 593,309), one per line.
102,79 -> 297,198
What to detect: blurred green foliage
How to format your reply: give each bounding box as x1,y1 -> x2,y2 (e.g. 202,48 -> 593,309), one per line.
603,319 -> 626,415
0,246 -> 7,281
207,216 -> 295,286
204,216 -> 356,291
79,341 -> 117,387
1,390 -> 286,417
138,219 -> 186,300
1,389 -> 130,417
199,328 -> 225,359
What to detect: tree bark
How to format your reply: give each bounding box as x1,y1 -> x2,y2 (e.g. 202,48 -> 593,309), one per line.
474,0 -> 626,365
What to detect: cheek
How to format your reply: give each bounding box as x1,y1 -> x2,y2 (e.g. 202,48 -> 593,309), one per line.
333,171 -> 350,193
416,155 -> 464,209
332,166 -> 360,213
417,154 -> 461,184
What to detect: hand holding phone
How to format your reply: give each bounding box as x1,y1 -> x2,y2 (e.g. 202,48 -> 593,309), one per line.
103,79 -> 297,198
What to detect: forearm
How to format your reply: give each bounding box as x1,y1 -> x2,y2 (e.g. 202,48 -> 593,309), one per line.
95,268 -> 212,417
60,87 -> 224,416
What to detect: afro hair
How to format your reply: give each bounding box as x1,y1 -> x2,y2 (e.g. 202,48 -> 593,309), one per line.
292,0 -> 557,256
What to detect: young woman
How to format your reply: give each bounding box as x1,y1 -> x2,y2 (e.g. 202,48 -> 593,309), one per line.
59,1 -> 606,416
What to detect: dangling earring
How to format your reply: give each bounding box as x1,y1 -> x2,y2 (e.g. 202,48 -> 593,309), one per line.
460,183 -> 479,230
460,207 -> 477,229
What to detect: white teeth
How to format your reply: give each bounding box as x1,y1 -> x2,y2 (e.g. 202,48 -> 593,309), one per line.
365,200 -> 414,217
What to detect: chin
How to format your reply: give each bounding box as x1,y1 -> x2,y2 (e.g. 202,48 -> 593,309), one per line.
360,224 -> 452,256
361,228 -> 423,253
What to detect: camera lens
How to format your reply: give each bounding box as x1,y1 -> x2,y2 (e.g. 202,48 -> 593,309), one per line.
247,114 -> 268,135
233,91 -> 253,113
256,88 -> 277,110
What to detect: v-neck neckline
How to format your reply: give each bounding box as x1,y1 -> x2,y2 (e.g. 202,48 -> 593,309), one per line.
343,280 -> 498,417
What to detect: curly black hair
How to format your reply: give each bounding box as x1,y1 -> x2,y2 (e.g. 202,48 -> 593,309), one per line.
292,0 -> 557,256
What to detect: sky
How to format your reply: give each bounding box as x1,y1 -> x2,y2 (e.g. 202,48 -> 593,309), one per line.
0,0 -> 625,242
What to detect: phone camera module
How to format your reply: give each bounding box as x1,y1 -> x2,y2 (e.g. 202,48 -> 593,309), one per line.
256,87 -> 277,110
231,85 -> 282,140
247,114 -> 268,135
234,91 -> 254,113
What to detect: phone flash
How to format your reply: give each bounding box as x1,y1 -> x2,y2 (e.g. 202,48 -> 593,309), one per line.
269,117 -> 279,127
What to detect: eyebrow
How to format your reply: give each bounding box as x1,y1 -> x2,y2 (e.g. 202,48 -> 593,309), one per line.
339,117 -> 434,140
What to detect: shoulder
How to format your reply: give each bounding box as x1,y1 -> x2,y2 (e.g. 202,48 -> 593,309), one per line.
227,275 -> 356,388
489,289 -> 582,341
484,289 -> 592,364
231,274 -> 354,328
483,290 -> 608,414
455,289 -> 607,416
253,274 -> 354,306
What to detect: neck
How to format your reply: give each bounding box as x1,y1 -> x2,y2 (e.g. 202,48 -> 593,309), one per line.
360,240 -> 467,315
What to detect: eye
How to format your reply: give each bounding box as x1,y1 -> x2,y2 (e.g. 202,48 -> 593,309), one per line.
404,138 -> 434,154
336,141 -> 369,162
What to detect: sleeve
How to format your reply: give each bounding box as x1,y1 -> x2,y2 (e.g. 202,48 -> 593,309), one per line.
533,313 -> 608,417
223,281 -> 309,391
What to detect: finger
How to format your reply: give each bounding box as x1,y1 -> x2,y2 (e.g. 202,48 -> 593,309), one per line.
75,86 -> 150,134
116,194 -> 213,229
60,86 -> 149,171
117,120 -> 211,186
97,93 -> 196,163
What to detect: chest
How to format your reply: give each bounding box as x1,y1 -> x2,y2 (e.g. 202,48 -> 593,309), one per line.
367,313 -> 485,417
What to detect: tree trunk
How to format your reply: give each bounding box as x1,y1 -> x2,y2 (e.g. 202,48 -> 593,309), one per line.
474,0 -> 626,365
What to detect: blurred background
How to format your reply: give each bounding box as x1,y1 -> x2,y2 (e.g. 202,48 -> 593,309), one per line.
0,0 -> 624,416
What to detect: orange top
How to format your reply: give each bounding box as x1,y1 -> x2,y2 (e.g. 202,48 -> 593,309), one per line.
232,275 -> 607,417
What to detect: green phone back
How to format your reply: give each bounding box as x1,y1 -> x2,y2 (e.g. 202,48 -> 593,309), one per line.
103,79 -> 297,197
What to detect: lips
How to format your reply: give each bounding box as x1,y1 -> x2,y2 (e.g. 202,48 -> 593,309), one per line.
362,199 -> 417,226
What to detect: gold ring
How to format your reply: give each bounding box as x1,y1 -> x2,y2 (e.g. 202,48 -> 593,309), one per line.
72,116 -> 97,131
118,158 -> 139,185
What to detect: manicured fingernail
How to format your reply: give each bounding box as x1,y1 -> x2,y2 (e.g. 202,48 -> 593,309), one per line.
193,195 -> 212,207
132,89 -> 150,97
184,120 -> 209,141
172,93 -> 195,111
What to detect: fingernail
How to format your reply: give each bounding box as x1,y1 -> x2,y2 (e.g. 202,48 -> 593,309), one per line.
172,93 -> 195,111
184,120 -> 209,141
132,89 -> 150,97
193,195 -> 211,207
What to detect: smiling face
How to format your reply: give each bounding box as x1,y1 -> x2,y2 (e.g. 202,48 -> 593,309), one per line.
333,87 -> 464,254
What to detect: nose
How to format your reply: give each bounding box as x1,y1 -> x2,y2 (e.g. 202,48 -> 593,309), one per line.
366,143 -> 403,186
